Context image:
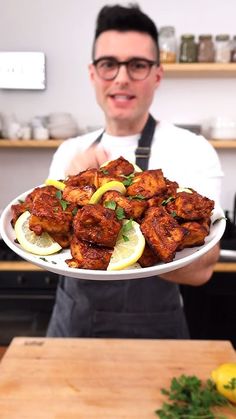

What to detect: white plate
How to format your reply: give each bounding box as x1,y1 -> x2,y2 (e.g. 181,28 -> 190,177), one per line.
0,187 -> 226,281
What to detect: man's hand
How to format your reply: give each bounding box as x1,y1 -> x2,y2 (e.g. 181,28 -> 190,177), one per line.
65,145 -> 109,176
159,243 -> 220,286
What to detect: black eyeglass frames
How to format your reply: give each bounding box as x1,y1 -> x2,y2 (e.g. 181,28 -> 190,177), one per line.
92,57 -> 159,81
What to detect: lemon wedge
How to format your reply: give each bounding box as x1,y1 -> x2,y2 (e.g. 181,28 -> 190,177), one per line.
107,220 -> 145,271
100,160 -> 142,173
44,179 -> 65,191
14,211 -> 62,256
89,180 -> 126,204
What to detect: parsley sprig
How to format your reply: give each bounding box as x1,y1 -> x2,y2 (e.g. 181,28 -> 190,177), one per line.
155,375 -> 236,419
55,190 -> 70,211
121,173 -> 135,187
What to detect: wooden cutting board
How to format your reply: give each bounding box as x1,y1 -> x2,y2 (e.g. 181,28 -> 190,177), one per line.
0,337 -> 235,418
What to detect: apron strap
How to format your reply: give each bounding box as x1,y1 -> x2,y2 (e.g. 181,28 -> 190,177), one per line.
135,114 -> 156,171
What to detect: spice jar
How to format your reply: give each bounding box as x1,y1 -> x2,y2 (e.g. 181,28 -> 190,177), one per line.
179,34 -> 197,63
231,35 -> 236,62
215,34 -> 231,63
197,34 -> 215,62
159,26 -> 177,63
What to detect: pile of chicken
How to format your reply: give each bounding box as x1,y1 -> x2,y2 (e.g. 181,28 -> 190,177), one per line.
11,156 -> 214,270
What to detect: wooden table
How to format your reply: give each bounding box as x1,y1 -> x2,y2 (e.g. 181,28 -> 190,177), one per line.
0,337 -> 235,418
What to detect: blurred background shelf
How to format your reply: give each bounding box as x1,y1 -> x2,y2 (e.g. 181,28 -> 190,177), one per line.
163,63 -> 236,78
1,139 -> 236,149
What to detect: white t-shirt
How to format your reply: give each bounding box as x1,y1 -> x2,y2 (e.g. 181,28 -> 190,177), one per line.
48,120 -> 224,204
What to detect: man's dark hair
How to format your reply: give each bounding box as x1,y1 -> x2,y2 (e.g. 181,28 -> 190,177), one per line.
92,3 -> 160,64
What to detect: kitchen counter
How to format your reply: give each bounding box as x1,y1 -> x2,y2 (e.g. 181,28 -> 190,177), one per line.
0,337 -> 235,418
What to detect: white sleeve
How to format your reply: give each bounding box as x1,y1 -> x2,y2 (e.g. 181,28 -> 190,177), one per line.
48,140 -> 76,180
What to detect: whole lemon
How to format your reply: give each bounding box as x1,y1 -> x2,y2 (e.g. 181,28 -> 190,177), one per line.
211,363 -> 236,404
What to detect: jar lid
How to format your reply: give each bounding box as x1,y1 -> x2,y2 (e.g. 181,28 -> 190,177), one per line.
199,34 -> 213,40
181,34 -> 195,40
159,26 -> 175,36
215,34 -> 230,41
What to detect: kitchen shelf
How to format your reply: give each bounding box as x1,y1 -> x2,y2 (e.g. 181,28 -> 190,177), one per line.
163,63 -> 236,78
1,139 -> 236,149
0,261 -> 235,272
0,139 -> 64,148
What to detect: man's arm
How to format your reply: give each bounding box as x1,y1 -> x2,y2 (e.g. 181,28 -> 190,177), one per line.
159,243 -> 220,286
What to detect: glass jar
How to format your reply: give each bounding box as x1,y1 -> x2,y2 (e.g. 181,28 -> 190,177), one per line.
197,34 -> 215,62
159,26 -> 177,63
179,34 -> 197,63
231,35 -> 236,62
215,34 -> 231,63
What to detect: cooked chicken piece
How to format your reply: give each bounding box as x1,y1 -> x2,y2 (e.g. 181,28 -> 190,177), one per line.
102,190 -> 147,220
165,178 -> 179,196
178,218 -> 211,250
126,169 -> 167,199
11,185 -> 57,226
66,235 -> 112,270
138,243 -> 160,267
50,232 -> 71,248
63,185 -> 96,206
147,179 -> 179,209
73,204 -> 122,248
100,156 -> 134,177
29,192 -> 73,236
166,190 -> 214,220
65,168 -> 99,188
141,206 -> 186,263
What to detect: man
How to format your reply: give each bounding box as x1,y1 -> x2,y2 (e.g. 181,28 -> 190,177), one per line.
47,4 -> 223,339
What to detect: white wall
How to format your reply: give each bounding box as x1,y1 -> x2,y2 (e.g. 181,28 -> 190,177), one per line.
1,0 -> 236,215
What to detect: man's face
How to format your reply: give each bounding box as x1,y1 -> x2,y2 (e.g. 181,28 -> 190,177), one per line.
89,30 -> 163,133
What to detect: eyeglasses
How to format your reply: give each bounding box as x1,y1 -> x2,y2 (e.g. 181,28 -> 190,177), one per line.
92,57 -> 158,81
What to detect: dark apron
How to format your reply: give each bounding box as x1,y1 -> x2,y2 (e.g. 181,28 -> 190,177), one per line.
47,114 -> 189,339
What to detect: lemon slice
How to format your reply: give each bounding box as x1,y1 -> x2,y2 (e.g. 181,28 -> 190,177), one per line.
14,211 -> 62,256
100,160 -> 142,173
177,187 -> 193,193
107,220 -> 145,271
89,180 -> 126,204
44,178 -> 65,191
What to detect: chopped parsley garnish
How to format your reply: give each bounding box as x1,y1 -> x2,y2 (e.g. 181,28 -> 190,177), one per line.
104,200 -> 117,210
72,207 -> 78,216
100,168 -> 109,175
121,219 -> 133,241
129,194 -> 146,200
171,211 -> 177,218
116,206 -> 125,220
55,190 -> 69,211
161,196 -> 175,206
121,173 -> 135,187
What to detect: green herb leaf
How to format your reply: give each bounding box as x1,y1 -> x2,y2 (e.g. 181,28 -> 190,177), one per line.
39,257 -> 48,262
104,200 -> 117,210
161,196 -> 175,206
56,190 -> 62,200
60,200 -> 69,211
116,206 -> 125,220
122,235 -> 129,242
121,173 -> 135,187
122,219 -> 133,233
100,168 -> 109,175
155,375 -> 231,419
72,207 -> 78,216
18,199 -> 25,204
129,194 -> 146,200
224,377 -> 236,390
